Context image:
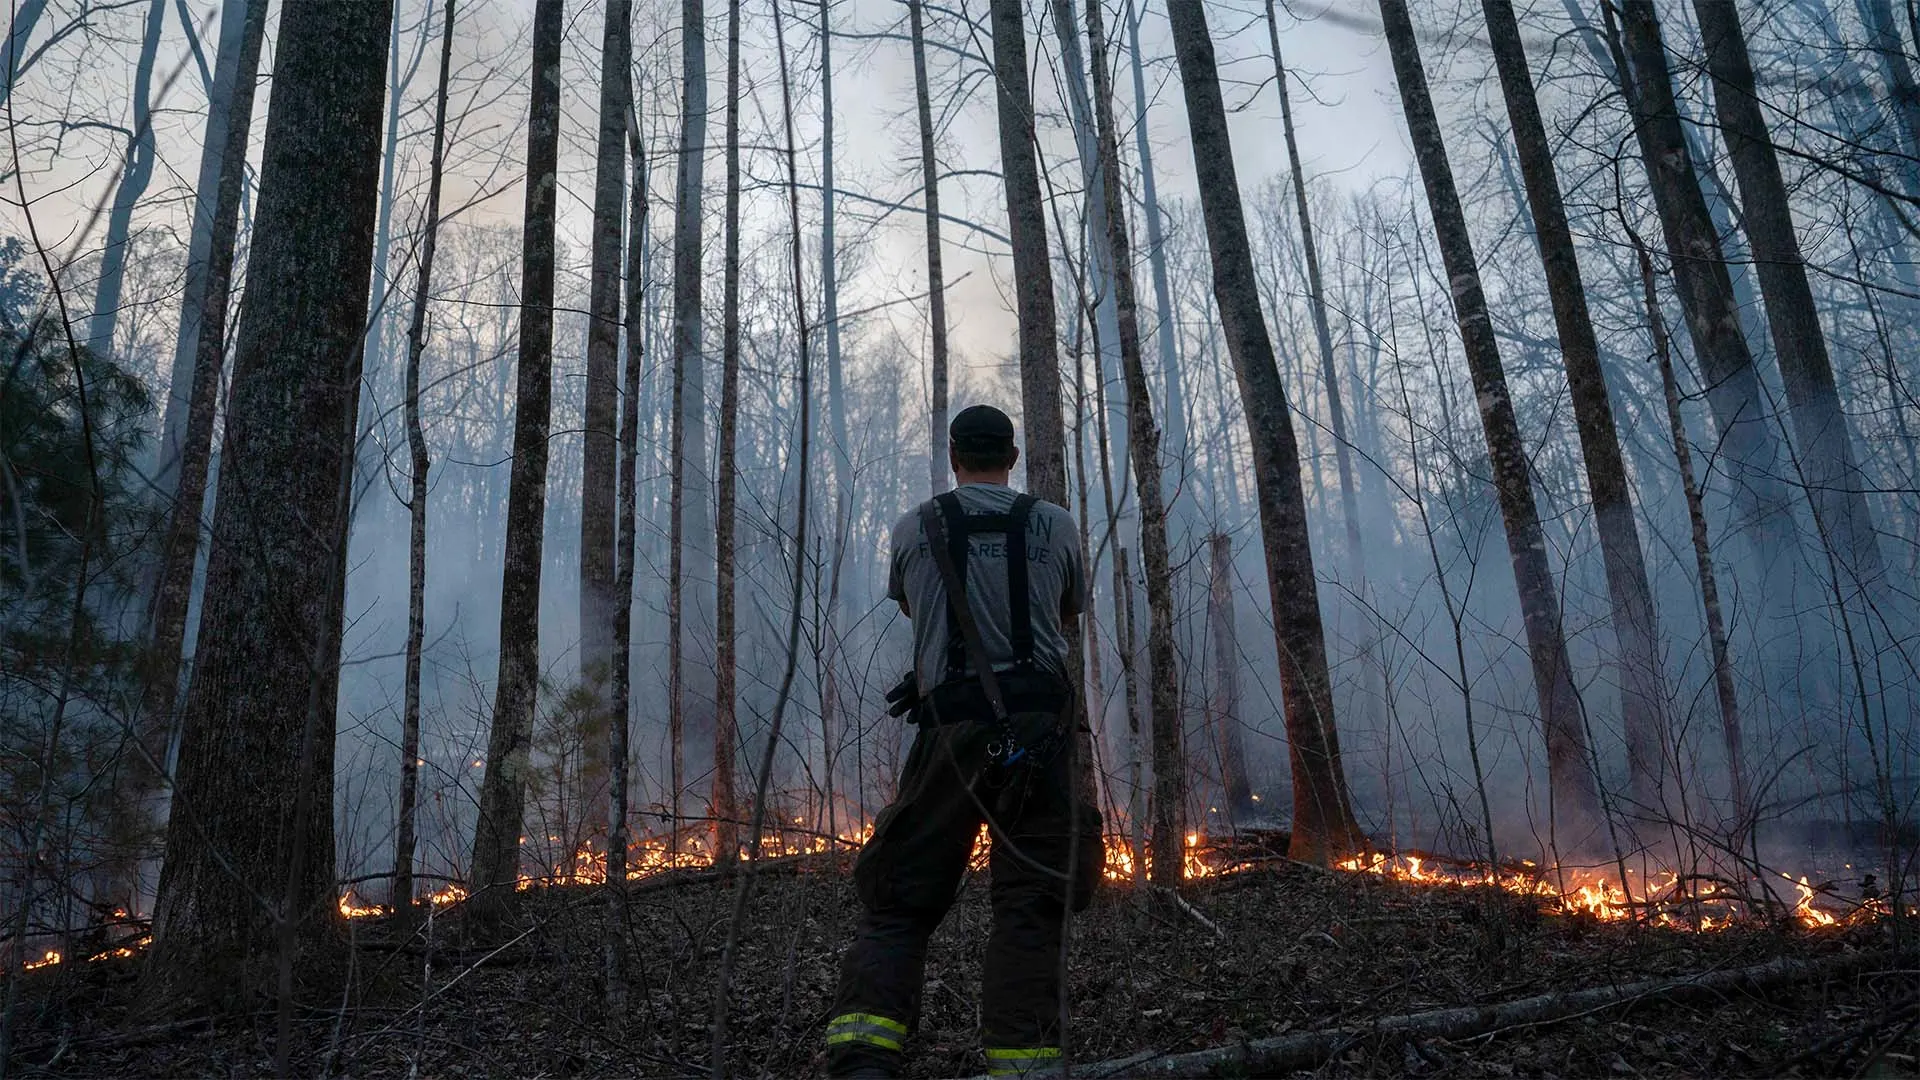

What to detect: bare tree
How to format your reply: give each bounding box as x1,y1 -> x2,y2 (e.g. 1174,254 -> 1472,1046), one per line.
578,0 -> 633,849
84,0 -> 164,363
1689,0 -> 1889,591
714,0 -> 742,862
667,0 -> 712,849
1166,0 -> 1362,865
909,0 -> 949,494
1376,0 -> 1600,836
391,0 -> 458,912
139,0 -> 267,808
469,0 -> 563,897
1607,1 -> 1795,548
149,0 -> 391,982
1480,0 -> 1668,812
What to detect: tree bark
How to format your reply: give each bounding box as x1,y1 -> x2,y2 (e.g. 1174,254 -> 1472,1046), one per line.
156,0 -> 257,499
393,0 -> 458,911
988,0 -> 1066,505
1629,229 -> 1749,831
578,0 -> 632,850
149,0 -> 390,982
1608,1 -> 1795,548
1124,0 -> 1186,532
1206,532 -> 1253,819
1376,0 -> 1600,837
1262,0 -> 1363,578
469,0 -> 563,896
1688,0 -> 1888,591
608,55 -> 648,1013
667,0 -> 712,850
909,0 -> 949,494
714,0 -> 742,863
1480,0 -> 1668,814
1166,0 -> 1361,866
84,0 -> 164,363
818,0 -> 852,845
1079,0 -> 1185,886
138,0 -> 267,816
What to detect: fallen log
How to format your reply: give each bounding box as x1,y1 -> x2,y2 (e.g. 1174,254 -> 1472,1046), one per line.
1035,950 -> 1903,1078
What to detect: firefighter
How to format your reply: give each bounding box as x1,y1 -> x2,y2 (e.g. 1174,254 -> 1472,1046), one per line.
824,405 -> 1103,1079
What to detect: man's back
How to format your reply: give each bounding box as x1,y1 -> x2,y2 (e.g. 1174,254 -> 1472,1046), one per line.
888,483 -> 1083,693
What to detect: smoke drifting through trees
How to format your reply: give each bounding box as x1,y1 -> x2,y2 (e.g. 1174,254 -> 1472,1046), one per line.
2,0 -> 1916,1039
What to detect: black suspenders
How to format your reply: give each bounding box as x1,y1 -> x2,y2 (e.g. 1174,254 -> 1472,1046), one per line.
933,491 -> 1037,684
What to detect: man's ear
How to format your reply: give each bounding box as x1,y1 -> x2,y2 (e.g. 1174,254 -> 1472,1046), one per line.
1008,445 -> 1021,470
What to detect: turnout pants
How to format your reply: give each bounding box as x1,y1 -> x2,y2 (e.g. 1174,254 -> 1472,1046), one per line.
826,713 -> 1102,1077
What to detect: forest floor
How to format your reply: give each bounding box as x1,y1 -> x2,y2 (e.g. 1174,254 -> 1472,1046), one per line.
8,855 -> 1916,1078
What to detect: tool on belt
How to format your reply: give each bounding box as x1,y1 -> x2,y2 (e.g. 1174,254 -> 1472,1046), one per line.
915,493 -> 1069,767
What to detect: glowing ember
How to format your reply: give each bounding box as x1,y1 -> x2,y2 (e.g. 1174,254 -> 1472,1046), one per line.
23,950 -> 60,971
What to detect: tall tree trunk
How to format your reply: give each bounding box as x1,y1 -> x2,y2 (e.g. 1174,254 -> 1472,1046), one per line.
393,0 -> 457,911
1167,0 -> 1361,866
988,0 -> 1066,504
1124,0 -> 1186,532
608,58 -> 648,1011
667,0 -> 711,851
1262,0 -> 1362,578
148,0 -> 390,981
1629,229 -> 1749,832
1377,0 -> 1600,837
909,0 -> 949,494
1080,0 -> 1185,885
714,0 -> 742,863
156,0 -> 256,498
818,0 -> 851,843
1207,532 -> 1253,817
1480,0 -> 1668,814
85,0 -> 164,363
1607,2 -> 1795,548
469,0 -> 563,896
1687,0 -> 1888,591
579,0 -> 632,849
138,0 -> 266,824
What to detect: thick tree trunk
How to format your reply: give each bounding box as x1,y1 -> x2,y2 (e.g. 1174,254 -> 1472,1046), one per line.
1608,2 -> 1795,547
988,0 -> 1066,505
1480,0 -> 1668,814
1377,0 -> 1600,837
149,0 -> 390,981
714,0 -> 742,863
394,0 -> 458,911
909,0 -> 949,494
578,0 -> 632,849
667,0 -> 712,849
1166,0 -> 1361,866
1629,231 -> 1749,831
138,0 -> 266,813
1689,0 -> 1888,591
1080,0 -> 1185,886
469,0 -> 563,896
85,0 -> 164,363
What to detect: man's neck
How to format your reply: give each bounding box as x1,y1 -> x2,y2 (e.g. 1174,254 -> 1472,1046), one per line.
952,472 -> 1012,487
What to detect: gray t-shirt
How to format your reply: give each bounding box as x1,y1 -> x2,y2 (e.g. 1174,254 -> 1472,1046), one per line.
889,483 -> 1084,693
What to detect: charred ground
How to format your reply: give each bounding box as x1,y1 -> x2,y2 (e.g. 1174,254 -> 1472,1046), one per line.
8,859 -> 1913,1078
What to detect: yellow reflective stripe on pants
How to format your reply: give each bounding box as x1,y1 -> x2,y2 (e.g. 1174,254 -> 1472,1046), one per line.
826,1012 -> 907,1053
985,1046 -> 1062,1076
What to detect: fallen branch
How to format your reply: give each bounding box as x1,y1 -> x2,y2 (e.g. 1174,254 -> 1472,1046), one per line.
1048,950 -> 1905,1078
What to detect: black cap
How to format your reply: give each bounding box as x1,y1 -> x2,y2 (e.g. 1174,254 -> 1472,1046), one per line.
950,404 -> 1015,447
